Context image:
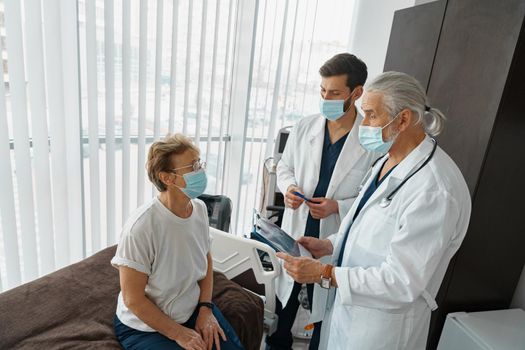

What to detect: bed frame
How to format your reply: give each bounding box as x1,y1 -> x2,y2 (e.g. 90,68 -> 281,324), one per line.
210,227 -> 280,334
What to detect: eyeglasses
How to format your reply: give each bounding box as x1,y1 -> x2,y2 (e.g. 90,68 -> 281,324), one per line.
171,159 -> 206,174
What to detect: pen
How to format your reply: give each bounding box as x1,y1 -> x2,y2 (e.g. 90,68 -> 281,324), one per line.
293,191 -> 311,202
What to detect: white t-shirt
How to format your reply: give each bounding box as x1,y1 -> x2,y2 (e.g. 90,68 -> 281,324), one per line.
111,196 -> 211,331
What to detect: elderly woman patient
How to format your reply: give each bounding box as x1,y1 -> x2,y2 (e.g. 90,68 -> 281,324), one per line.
112,134 -> 244,350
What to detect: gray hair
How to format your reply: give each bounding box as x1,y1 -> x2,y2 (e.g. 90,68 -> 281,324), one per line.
365,71 -> 445,136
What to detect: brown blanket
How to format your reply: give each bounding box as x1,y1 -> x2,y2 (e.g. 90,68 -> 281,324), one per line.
0,246 -> 263,350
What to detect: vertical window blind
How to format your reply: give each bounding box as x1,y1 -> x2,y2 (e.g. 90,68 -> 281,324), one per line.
77,0 -> 239,258
0,0 -> 358,292
0,0 -> 85,290
235,0 -> 357,233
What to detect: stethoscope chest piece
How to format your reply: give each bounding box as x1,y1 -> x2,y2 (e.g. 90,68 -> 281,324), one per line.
379,197 -> 391,208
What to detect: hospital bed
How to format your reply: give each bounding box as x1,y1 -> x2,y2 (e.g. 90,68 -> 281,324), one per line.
210,227 -> 281,334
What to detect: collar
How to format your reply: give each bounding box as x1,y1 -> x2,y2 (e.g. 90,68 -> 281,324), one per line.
379,135 -> 435,181
308,108 -> 362,144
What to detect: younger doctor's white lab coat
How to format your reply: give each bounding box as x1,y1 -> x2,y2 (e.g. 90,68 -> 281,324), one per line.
319,136 -> 471,350
276,113 -> 378,317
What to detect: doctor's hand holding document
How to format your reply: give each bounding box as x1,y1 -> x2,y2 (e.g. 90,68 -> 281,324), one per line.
278,71 -> 472,350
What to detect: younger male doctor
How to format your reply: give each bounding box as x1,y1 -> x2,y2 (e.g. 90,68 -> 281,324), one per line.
278,71 -> 471,349
266,53 -> 378,350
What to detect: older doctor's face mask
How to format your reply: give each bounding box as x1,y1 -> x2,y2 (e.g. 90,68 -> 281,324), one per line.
358,111 -> 402,153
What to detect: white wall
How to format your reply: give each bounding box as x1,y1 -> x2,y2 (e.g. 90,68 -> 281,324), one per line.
347,0 -> 416,83
415,0 -> 439,5
512,265 -> 525,310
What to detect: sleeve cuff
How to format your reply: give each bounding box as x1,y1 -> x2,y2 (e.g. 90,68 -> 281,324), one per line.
327,233 -> 338,249
337,199 -> 347,219
334,267 -> 353,305
278,179 -> 296,194
111,256 -> 151,276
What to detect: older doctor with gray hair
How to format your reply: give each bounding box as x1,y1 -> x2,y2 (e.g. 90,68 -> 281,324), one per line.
277,71 -> 472,349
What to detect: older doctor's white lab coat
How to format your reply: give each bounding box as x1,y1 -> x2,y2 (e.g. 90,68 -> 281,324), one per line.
276,113 -> 378,317
318,136 -> 471,350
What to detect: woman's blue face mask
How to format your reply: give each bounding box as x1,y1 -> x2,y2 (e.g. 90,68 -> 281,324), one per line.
176,169 -> 207,199
172,160 -> 207,199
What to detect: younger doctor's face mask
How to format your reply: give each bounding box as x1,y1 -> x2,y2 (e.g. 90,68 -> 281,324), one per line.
319,91 -> 353,121
358,111 -> 402,153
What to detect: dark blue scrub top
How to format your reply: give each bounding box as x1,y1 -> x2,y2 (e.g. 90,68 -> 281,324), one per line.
304,122 -> 349,239
336,159 -> 397,266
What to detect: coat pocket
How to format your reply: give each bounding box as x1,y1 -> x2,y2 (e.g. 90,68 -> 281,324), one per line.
343,305 -> 410,349
354,204 -> 397,259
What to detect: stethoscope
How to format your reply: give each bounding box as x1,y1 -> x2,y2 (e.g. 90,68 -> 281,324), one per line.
358,138 -> 438,208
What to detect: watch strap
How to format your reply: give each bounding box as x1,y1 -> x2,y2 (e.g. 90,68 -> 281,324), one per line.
322,264 -> 334,279
197,301 -> 214,310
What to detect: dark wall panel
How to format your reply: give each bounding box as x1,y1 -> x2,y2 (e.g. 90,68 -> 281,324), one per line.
430,18 -> 525,347
384,0 -> 447,89
428,0 -> 525,194
385,0 -> 525,349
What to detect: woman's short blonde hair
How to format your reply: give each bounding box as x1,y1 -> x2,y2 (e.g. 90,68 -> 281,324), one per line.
147,133 -> 200,192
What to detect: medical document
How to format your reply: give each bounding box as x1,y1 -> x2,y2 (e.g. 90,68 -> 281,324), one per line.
252,215 -> 311,258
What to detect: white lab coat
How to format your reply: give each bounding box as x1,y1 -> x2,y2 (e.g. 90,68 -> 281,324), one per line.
276,113 -> 378,320
318,136 -> 472,350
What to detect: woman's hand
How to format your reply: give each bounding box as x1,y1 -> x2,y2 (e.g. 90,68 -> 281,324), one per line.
297,237 -> 333,258
195,307 -> 227,350
276,253 -> 324,284
306,197 -> 338,219
172,325 -> 207,350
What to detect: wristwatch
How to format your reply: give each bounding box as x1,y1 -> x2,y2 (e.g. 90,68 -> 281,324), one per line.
320,264 -> 334,289
197,301 -> 214,311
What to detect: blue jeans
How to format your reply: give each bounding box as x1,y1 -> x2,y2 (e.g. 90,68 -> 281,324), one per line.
114,303 -> 244,350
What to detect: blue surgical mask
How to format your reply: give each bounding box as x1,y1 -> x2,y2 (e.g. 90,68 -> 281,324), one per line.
176,169 -> 207,199
319,96 -> 351,121
358,112 -> 401,153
